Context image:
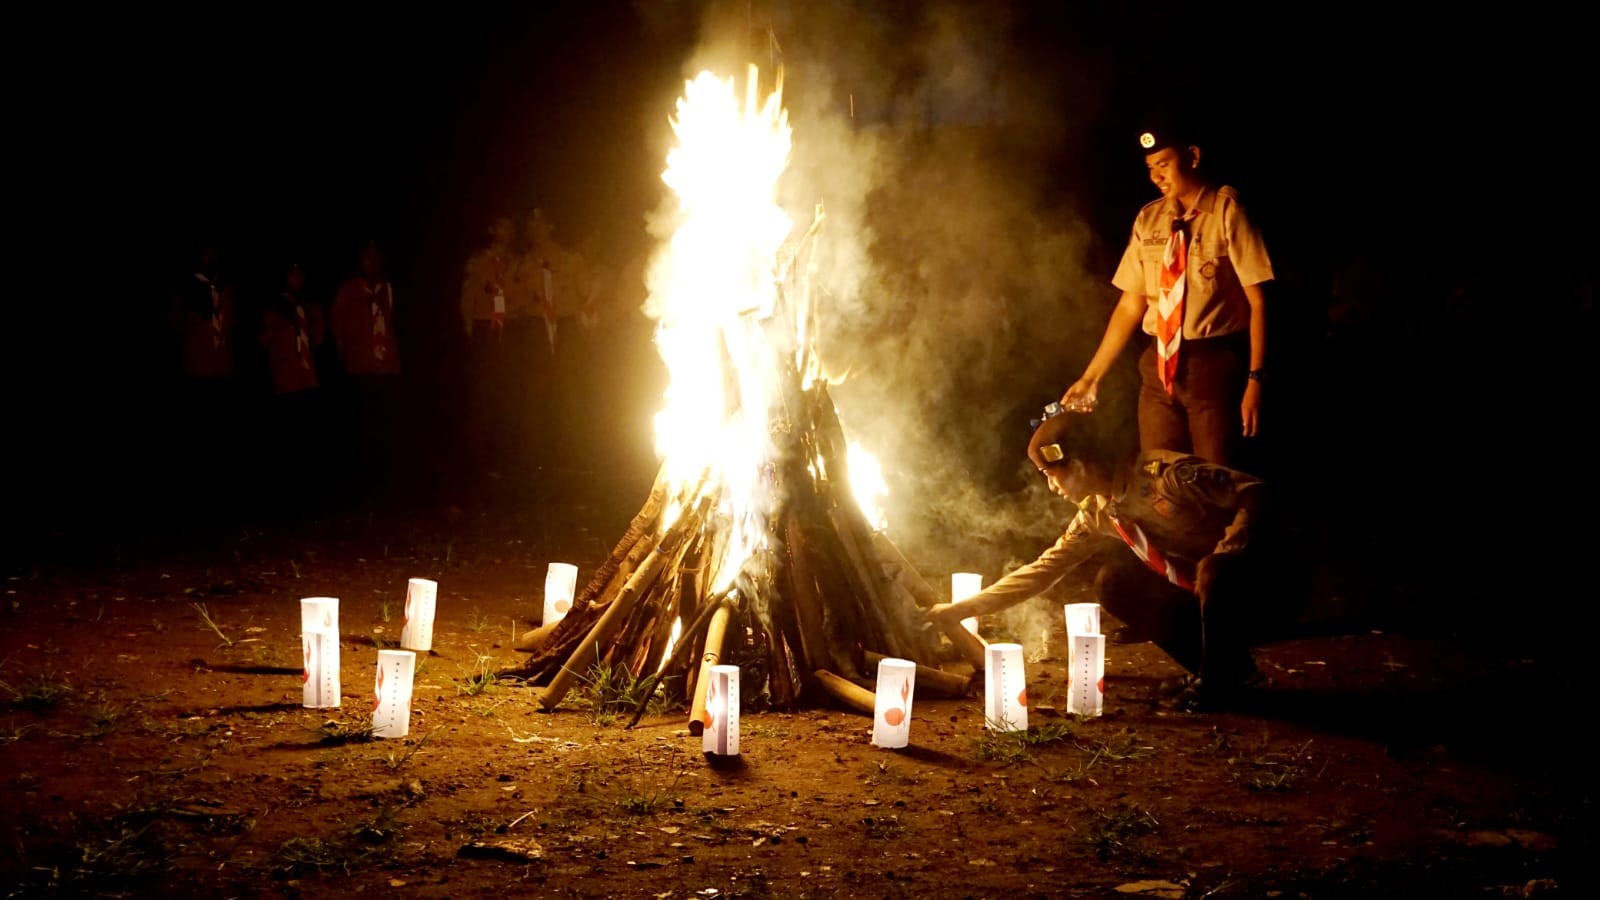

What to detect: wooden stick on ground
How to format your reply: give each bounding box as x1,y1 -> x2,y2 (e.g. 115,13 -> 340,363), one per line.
812,669 -> 876,717
862,650 -> 974,698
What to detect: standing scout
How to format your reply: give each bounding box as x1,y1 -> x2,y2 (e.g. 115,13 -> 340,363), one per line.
1060,115 -> 1274,469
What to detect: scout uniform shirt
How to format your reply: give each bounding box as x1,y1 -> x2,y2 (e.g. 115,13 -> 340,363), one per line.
331,276 -> 400,376
1112,185 -> 1274,340
260,292 -> 322,395
178,270 -> 237,379
967,450 -> 1263,611
460,246 -> 518,337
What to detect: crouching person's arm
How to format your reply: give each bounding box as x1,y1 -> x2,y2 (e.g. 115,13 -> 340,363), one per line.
929,519 -> 1101,629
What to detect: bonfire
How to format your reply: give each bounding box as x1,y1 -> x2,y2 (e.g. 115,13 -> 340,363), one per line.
507,66 -> 984,731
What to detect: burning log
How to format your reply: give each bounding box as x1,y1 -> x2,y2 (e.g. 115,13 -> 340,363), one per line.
873,531 -> 988,669
538,493 -> 710,711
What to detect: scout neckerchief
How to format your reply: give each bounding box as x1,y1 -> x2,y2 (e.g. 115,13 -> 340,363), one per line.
1154,209 -> 1195,394
365,278 -> 393,362
1108,513 -> 1194,591
285,291 -> 311,371
195,272 -> 223,350
541,259 -> 557,353
489,251 -> 507,340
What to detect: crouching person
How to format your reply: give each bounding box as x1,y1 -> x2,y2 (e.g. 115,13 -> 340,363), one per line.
929,410 -> 1302,710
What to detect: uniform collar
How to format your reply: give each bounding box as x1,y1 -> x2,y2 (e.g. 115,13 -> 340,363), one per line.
1161,183 -> 1216,222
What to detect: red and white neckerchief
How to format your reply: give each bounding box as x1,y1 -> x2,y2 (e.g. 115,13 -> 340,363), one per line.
367,280 -> 392,361
291,295 -> 311,370
1109,514 -> 1194,591
489,253 -> 507,338
196,272 -> 223,350
1154,211 -> 1195,394
541,261 -> 557,352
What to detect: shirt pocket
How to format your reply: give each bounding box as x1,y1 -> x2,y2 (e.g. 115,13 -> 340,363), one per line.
1190,241 -> 1232,283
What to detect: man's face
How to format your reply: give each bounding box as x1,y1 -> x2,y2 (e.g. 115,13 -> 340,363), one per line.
1044,466 -> 1082,503
491,218 -> 515,246
360,245 -> 382,278
1145,146 -> 1198,199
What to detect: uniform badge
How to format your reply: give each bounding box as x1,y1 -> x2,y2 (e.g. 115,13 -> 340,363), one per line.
1143,460 -> 1162,476
1139,132 -> 1156,149
1200,261 -> 1217,280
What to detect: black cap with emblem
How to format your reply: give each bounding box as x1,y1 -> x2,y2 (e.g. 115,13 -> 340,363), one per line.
1134,108 -> 1196,158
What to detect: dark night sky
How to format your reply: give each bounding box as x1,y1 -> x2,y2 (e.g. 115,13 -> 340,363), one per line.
9,1 -> 1592,558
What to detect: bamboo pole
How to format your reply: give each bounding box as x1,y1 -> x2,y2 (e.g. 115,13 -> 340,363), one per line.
862,650 -> 974,698
538,497 -> 705,710
812,669 -> 875,717
687,599 -> 734,735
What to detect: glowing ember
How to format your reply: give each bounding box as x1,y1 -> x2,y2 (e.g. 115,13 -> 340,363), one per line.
657,617 -> 683,674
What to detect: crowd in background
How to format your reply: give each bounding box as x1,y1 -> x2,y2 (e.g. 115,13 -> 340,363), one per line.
155,209 -> 656,528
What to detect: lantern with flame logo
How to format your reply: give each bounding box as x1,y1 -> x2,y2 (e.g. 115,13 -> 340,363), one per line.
952,572 -> 984,637
1066,632 -> 1106,717
299,597 -> 340,709
984,642 -> 1028,732
871,657 -> 917,749
400,578 -> 437,652
544,563 -> 579,627
372,649 -> 416,739
1062,602 -> 1105,717
702,664 -> 740,756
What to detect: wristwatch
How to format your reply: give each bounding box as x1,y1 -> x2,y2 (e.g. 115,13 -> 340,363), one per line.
1247,369 -> 1265,383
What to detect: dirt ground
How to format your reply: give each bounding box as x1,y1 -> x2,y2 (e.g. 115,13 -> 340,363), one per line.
2,472 -> 1591,900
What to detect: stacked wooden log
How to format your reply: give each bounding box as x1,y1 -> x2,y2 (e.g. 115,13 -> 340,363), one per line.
505,380 -> 984,727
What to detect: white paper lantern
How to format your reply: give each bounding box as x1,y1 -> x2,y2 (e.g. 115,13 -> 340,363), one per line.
871,658 -> 917,749
401,578 -> 437,652
301,629 -> 340,709
984,642 -> 1028,732
372,649 -> 417,739
702,664 -> 740,756
300,597 -> 340,710
544,563 -> 579,626
1066,632 -> 1106,718
1063,602 -> 1101,638
952,572 -> 983,636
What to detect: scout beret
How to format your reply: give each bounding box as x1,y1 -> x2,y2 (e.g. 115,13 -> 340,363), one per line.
1027,410 -> 1076,472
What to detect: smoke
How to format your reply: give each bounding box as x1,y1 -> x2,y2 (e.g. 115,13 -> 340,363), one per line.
656,1 -> 1140,584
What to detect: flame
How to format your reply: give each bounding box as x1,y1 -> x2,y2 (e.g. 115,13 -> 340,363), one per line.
657,617 -> 683,674
648,65 -> 794,593
846,440 -> 889,532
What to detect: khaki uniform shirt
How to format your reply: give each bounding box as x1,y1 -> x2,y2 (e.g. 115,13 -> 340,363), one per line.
1111,185 -> 1274,340
967,450 -> 1263,611
512,237 -> 586,319
460,247 -> 517,332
